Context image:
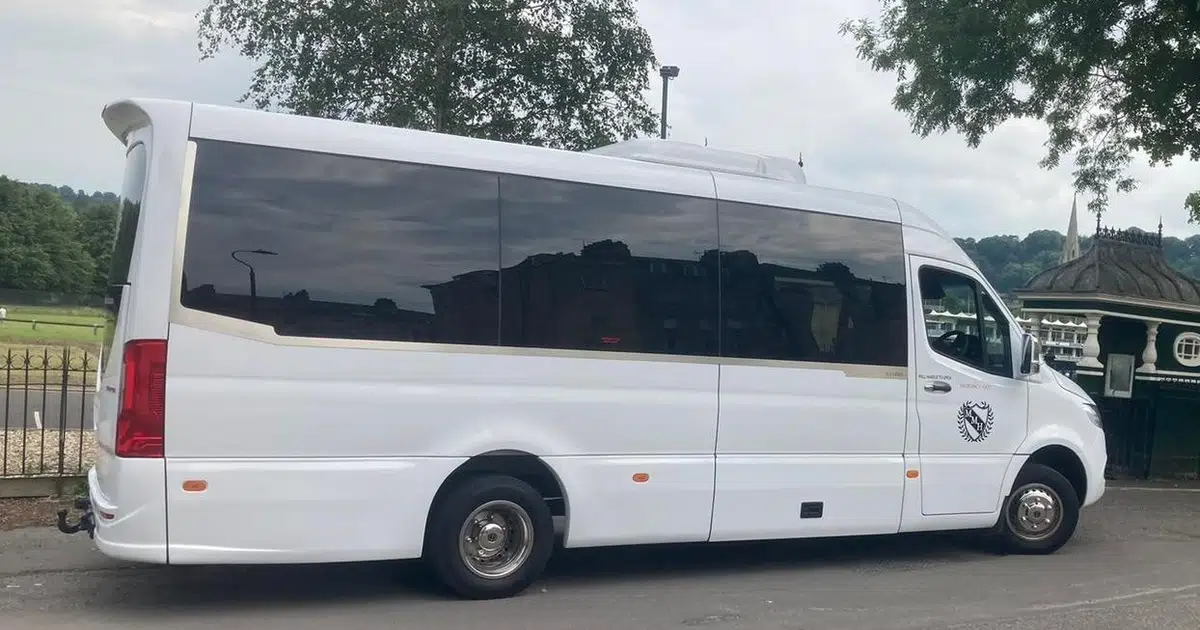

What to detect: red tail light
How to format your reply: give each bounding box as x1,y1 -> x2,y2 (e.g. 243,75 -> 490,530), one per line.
115,339 -> 167,458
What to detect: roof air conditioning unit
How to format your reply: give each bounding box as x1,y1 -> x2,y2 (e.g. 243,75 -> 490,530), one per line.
586,138 -> 807,185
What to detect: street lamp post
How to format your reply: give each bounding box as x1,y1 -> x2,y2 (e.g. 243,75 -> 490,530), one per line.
231,248 -> 278,318
659,65 -> 680,139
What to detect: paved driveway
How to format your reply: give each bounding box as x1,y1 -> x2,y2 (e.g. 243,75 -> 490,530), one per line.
1,485 -> 1198,629
2,388 -> 92,431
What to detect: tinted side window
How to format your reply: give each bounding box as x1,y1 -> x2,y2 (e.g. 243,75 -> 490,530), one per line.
918,266 -> 1013,377
498,175 -> 719,356
181,140 -> 501,345
717,202 -> 908,367
108,143 -> 148,294
104,142 -> 148,361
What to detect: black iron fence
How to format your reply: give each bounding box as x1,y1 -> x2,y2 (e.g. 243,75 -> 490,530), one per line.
1,347 -> 98,479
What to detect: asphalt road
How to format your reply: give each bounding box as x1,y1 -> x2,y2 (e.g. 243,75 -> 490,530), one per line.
1,389 -> 92,432
1,485 -> 1198,629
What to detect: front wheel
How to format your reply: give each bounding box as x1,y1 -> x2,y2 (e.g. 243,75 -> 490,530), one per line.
424,474 -> 555,600
996,463 -> 1080,554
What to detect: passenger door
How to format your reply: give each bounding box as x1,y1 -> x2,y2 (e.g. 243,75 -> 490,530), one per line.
709,199 -> 909,542
910,257 -> 1028,516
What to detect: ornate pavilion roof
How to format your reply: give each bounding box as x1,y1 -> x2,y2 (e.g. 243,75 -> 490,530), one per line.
1015,225 -> 1200,307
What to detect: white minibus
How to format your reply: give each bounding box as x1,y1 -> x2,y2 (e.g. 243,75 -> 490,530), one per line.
58,98 -> 1107,600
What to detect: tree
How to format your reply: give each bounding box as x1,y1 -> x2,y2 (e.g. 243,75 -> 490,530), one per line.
76,202 -> 118,295
0,177 -> 95,294
197,0 -> 661,151
839,0 -> 1200,221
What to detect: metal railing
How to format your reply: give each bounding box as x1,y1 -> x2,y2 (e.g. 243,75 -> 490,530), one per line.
0,317 -> 104,336
1,347 -> 98,479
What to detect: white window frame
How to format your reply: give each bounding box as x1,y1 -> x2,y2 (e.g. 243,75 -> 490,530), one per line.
1173,331 -> 1200,368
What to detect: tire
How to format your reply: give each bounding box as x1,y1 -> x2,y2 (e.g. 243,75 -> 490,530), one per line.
996,463 -> 1080,555
424,474 -> 554,600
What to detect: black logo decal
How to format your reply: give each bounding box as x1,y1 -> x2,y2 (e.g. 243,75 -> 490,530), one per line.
957,401 -> 995,443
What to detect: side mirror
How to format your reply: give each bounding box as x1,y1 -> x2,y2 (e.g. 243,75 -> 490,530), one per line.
1020,332 -> 1042,376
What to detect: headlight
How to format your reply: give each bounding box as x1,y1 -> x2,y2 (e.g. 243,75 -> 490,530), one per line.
1083,403 -> 1102,429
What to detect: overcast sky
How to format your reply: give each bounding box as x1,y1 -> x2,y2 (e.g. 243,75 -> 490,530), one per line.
2,0 -> 1197,240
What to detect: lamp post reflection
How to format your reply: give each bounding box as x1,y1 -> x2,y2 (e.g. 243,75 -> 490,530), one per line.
231,249 -> 278,318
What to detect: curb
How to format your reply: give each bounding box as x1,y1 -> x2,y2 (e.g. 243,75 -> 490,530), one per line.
0,476 -> 87,499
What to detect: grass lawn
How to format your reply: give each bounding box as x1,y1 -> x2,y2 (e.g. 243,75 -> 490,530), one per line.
4,305 -> 106,319
0,304 -> 105,349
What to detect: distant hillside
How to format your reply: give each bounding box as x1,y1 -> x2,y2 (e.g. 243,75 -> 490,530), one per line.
28,183 -> 118,210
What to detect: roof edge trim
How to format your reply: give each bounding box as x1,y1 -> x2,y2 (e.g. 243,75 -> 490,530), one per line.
1015,291 -> 1200,316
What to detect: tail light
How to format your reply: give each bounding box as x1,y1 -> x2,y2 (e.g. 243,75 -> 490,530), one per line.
115,339 -> 167,458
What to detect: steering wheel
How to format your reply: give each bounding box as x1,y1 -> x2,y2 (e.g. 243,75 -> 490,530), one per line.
935,329 -> 970,357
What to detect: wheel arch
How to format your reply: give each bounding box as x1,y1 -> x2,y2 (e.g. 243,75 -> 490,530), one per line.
425,450 -> 570,539
1024,445 -> 1088,504
1012,444 -> 1088,504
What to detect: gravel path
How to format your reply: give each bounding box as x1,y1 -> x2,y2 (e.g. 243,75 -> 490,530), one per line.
2,429 -> 95,478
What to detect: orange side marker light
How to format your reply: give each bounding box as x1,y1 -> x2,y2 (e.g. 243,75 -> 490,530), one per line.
632,473 -> 650,483
905,470 -> 919,479
182,480 -> 208,492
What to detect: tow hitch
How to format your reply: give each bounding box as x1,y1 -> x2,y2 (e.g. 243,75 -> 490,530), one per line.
56,496 -> 96,539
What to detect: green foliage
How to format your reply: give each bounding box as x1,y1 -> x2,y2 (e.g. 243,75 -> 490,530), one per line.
0,177 -> 94,294
0,177 -> 117,297
28,184 -> 118,209
197,0 -> 661,151
839,0 -> 1200,221
16,183 -> 118,294
955,230 -> 1075,295
78,205 -> 118,294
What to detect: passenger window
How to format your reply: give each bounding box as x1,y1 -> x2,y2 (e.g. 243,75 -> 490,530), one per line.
717,202 -> 908,367
181,140 -> 501,345
497,175 -> 719,356
919,266 -> 1012,377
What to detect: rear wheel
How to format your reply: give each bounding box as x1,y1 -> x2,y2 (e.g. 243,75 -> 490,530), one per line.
424,474 -> 554,600
996,464 -> 1080,554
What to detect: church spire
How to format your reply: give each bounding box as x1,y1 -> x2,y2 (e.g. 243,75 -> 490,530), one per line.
1060,193 -> 1081,264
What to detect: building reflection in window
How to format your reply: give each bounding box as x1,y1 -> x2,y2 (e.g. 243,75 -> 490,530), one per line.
179,140 -> 908,368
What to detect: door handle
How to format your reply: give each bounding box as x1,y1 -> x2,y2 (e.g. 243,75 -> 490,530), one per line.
923,380 -> 952,393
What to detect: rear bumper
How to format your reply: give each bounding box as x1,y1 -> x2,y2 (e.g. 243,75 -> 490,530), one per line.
85,463 -> 169,564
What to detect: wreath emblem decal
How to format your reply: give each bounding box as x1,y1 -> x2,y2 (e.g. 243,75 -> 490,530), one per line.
956,401 -> 995,443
